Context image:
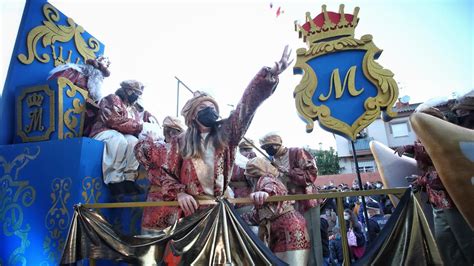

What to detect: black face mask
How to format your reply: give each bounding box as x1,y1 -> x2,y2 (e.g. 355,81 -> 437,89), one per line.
197,107 -> 219,127
128,93 -> 139,104
264,146 -> 278,156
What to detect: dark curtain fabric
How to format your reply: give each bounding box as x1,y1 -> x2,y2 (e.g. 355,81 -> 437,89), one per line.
355,190 -> 443,266
60,200 -> 287,265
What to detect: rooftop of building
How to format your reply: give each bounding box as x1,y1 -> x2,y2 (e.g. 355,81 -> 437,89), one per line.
316,172 -> 381,186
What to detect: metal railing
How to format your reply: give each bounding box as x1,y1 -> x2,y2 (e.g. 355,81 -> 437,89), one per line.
83,187 -> 408,266
350,137 -> 374,152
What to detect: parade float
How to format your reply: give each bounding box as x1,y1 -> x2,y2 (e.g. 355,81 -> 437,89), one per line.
0,1 -> 148,264
1,1 -> 455,265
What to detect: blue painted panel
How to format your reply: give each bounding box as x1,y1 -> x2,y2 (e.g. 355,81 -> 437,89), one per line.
0,0 -> 105,144
0,138 -> 105,265
308,50 -> 378,126
0,137 -> 150,265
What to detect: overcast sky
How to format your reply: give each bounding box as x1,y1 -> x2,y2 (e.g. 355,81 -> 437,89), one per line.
1,0 -> 473,149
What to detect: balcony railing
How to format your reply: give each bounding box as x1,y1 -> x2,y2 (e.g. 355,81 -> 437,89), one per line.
351,137 -> 374,152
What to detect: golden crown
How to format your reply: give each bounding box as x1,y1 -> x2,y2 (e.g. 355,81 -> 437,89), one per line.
295,4 -> 359,46
51,45 -> 81,66
26,93 -> 44,107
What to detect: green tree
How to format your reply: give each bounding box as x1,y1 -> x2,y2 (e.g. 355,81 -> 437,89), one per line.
309,147 -> 341,175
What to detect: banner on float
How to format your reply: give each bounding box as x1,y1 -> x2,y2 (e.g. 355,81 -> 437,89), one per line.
293,4 -> 399,140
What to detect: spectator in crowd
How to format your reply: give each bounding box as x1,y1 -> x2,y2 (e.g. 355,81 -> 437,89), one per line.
367,202 -> 388,231
323,207 -> 337,235
329,227 -> 344,266
320,216 -> 330,266
366,202 -> 382,243
344,209 -> 365,261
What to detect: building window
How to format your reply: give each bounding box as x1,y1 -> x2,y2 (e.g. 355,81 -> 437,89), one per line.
358,166 -> 375,173
354,160 -> 376,173
391,122 -> 409,137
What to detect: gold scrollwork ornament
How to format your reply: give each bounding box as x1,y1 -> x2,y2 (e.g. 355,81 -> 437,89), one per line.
0,147 -> 40,265
17,3 -> 100,66
57,77 -> 88,139
43,177 -> 71,262
81,176 -> 103,204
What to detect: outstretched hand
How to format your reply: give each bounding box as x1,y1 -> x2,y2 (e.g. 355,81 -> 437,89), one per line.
271,45 -> 294,76
394,146 -> 405,157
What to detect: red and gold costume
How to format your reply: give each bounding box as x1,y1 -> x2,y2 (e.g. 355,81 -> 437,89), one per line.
403,141 -> 454,210
90,94 -> 143,138
90,80 -> 144,186
260,133 -> 320,213
135,138 -> 181,232
230,140 -> 257,200
48,57 -> 111,136
243,158 -> 310,265
260,133 -> 322,265
135,117 -> 185,232
160,67 -> 278,203
403,106 -> 474,265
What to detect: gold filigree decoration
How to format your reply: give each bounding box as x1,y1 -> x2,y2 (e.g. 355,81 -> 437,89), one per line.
293,34 -> 398,140
57,77 -> 88,139
81,176 -> 103,204
307,36 -> 368,56
16,85 -> 55,142
0,147 -> 40,265
43,177 -> 71,263
17,3 -> 100,66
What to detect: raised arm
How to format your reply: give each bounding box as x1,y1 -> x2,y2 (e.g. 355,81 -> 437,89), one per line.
224,46 -> 293,146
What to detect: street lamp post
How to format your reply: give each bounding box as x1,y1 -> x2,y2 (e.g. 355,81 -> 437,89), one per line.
174,76 -> 194,117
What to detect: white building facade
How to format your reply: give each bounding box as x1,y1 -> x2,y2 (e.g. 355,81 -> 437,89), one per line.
335,103 -> 420,174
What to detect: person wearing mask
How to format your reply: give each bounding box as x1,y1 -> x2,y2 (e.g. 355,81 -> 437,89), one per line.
372,181 -> 386,211
159,46 -> 292,218
344,209 -> 365,261
243,157 -> 310,265
229,139 -> 257,214
90,80 -> 145,195
135,116 -> 185,233
259,132 -> 322,265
